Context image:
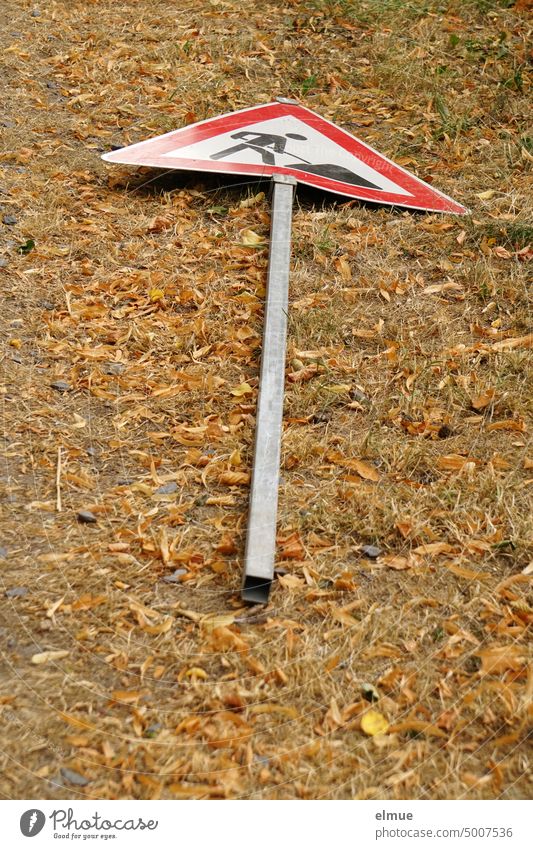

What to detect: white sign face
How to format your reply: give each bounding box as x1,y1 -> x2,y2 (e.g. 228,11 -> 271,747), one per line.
162,115 -> 411,197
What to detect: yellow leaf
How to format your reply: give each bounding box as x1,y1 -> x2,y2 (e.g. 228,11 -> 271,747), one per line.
240,228 -> 265,246
361,709 -> 389,736
184,667 -> 208,680
230,381 -> 253,397
149,288 -> 165,302
229,449 -> 241,466
31,650 -> 70,665
238,192 -> 265,209
476,189 -> 496,200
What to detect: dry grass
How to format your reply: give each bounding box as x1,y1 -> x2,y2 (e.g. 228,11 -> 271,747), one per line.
0,0 -> 531,800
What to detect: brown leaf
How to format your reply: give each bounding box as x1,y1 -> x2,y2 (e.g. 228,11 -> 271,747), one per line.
218,470 -> 250,486
389,720 -> 447,738
437,454 -> 478,471
278,531 -> 306,560
476,645 -> 527,675
413,542 -> 454,556
328,452 -> 380,481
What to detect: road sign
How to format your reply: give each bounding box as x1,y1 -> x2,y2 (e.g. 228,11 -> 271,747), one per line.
103,101 -> 467,214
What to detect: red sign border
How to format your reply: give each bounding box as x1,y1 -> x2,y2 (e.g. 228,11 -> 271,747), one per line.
103,102 -> 468,214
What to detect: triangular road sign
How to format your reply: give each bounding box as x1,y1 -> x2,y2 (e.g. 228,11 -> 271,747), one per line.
103,101 -> 467,214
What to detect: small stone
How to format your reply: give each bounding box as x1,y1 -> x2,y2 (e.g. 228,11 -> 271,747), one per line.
361,544 -> 382,559
102,362 -> 125,375
2,214 -> 17,226
86,446 -> 99,458
156,481 -> 178,495
5,586 -> 28,598
0,258 -> 8,268
77,510 -> 97,524
39,300 -> 55,310
361,682 -> 380,702
0,120 -> 15,129
31,9 -> 41,16
60,767 -> 89,787
163,568 -> 187,583
0,546 -> 8,558
144,723 -> 162,738
50,380 -> 71,392
351,387 -> 371,405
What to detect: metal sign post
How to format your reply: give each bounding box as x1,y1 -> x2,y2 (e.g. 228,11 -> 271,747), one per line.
242,173 -> 296,604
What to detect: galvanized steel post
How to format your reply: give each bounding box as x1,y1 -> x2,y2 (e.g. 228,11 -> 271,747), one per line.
242,173 -> 296,603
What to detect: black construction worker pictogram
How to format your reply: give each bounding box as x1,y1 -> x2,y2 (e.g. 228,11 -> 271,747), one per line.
210,128 -> 382,190
211,131 -> 307,166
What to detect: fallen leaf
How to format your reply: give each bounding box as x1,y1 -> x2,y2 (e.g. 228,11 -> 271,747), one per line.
437,454 -> 478,471
31,650 -> 70,665
328,452 -> 380,481
389,720 -> 447,738
218,470 -> 250,486
476,645 -> 526,674
361,709 -> 389,736
413,542 -> 454,556
230,381 -> 253,397
240,228 -> 266,246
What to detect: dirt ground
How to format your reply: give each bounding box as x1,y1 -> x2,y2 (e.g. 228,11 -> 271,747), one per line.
0,0 -> 532,800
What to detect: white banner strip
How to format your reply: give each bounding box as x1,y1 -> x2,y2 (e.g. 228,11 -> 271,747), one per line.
3,799 -> 531,848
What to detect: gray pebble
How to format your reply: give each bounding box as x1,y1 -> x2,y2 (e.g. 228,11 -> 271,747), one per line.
361,544 -> 382,559
156,481 -> 178,495
2,214 -> 17,226
60,767 -> 89,787
31,9 -> 41,17
50,380 -> 71,392
163,568 -> 187,583
102,362 -> 125,375
5,587 -> 28,598
0,258 -> 7,268
77,510 -> 97,524
0,546 -> 8,558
